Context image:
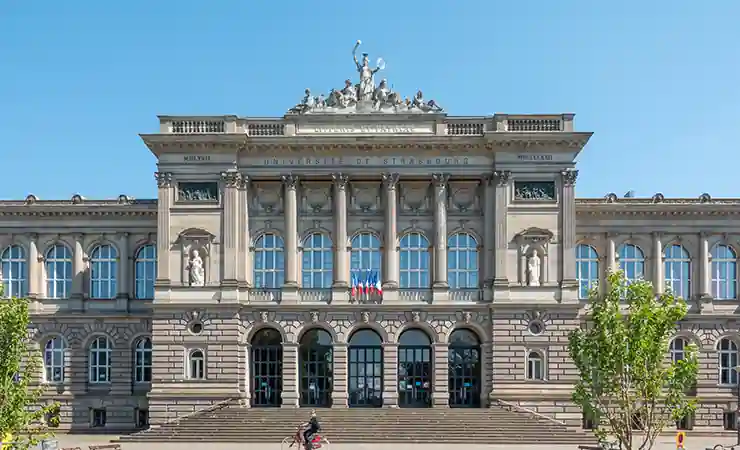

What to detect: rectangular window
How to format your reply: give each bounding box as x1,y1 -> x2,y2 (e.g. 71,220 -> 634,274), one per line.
91,408 -> 106,428
725,412 -> 737,430
676,413 -> 693,430
135,408 -> 149,429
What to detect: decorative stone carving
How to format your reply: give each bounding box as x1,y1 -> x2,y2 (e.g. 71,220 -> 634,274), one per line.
560,169 -> 579,186
71,194 -> 84,204
432,173 -> 450,188
604,192 -> 618,203
493,170 -> 511,186
259,311 -> 269,322
24,194 -> 38,205
449,181 -> 480,213
381,173 -> 400,189
221,171 -> 242,188
252,182 -> 283,214
117,194 -> 132,204
400,182 -> 431,213
412,311 -> 421,322
154,172 -> 173,188
514,181 -> 555,201
310,311 -> 319,323
178,182 -> 218,202
350,182 -> 380,213
187,250 -> 205,287
301,182 -> 332,214
287,40 -> 443,115
331,173 -> 349,190
361,311 -> 370,323
652,193 -> 665,203
463,311 -> 472,324
281,175 -> 299,190
699,193 -> 712,203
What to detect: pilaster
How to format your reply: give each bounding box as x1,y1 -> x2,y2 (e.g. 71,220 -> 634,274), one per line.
432,173 -> 449,302
698,231 -> 710,298
154,172 -> 173,286
331,173 -> 350,303
281,175 -> 300,303
381,343 -> 398,407
482,174 -> 495,301
28,233 -> 40,298
330,344 -> 348,408
70,233 -> 85,311
221,171 -> 240,302
653,232 -> 664,295
116,232 -> 130,311
281,343 -> 299,407
493,171 -> 511,299
560,169 -> 578,302
382,173 -> 399,300
237,175 -> 251,288
432,342 -> 449,407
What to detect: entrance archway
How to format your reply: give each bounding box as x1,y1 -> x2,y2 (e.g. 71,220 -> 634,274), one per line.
397,329 -> 432,408
448,328 -> 481,407
299,328 -> 333,407
348,329 -> 383,407
250,328 -> 283,407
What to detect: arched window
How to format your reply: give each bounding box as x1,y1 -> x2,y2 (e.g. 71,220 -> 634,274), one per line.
45,245 -> 72,299
251,328 -> 283,406
254,233 -> 285,289
89,244 -> 118,299
670,337 -> 687,363
134,245 -> 156,300
1,245 -> 27,298
576,244 -> 599,299
299,329 -> 333,407
618,244 -> 645,283
719,338 -> 739,385
447,233 -> 479,289
350,232 -> 381,282
88,337 -> 112,383
526,350 -> 545,380
712,244 -> 737,300
448,329 -> 481,408
665,244 -> 691,299
188,349 -> 205,380
399,233 -> 430,289
398,329 -> 432,408
133,337 -> 152,383
348,329 -> 383,407
302,233 -> 333,289
44,337 -> 65,383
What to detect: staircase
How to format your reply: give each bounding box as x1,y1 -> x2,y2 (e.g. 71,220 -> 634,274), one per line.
120,402 -> 597,444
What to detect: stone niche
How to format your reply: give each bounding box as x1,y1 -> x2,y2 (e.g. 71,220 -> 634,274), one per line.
513,227 -> 554,286
176,228 -> 217,286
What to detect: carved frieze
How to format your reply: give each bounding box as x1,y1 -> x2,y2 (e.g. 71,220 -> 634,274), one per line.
349,181 -> 381,213
300,182 -> 332,214
448,181 -> 481,214
399,181 -> 431,214
251,182 -> 283,215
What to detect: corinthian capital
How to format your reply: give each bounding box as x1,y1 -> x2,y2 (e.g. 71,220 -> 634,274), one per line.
331,173 -> 349,189
381,173 -> 399,189
154,172 -> 173,188
560,169 -> 579,186
220,171 -> 242,188
281,174 -> 299,189
493,170 -> 511,186
432,173 -> 450,188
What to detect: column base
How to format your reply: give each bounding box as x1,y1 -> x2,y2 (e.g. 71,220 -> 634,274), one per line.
559,279 -> 579,304
432,284 -> 449,303
331,287 -> 350,304
281,392 -> 299,408
492,280 -> 510,302
382,391 -> 398,408
68,295 -> 84,312
379,287 -> 399,303
698,293 -> 714,313
115,293 -> 130,312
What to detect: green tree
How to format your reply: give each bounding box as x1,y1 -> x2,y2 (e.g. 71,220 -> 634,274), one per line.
0,286 -> 58,450
569,271 -> 698,450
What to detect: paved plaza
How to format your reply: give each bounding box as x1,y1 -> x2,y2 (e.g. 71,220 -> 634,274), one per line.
51,434 -> 740,450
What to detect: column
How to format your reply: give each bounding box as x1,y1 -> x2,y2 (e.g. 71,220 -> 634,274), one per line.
116,232 -> 130,310
28,234 -> 40,298
605,233 -> 616,294
653,232 -> 664,295
221,171 -> 240,285
331,173 -> 349,288
698,232 -> 710,297
560,170 -> 578,283
482,175 -> 495,289
282,175 -> 299,292
382,173 -> 399,289
330,344 -> 348,408
237,175 -> 251,287
70,233 -> 85,311
493,171 -> 511,286
432,173 -> 449,289
154,172 -> 173,284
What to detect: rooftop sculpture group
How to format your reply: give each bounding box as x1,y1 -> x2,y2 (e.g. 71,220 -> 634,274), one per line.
288,40 -> 444,115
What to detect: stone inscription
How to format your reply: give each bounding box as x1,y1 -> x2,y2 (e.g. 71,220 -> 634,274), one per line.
297,123 -> 433,135
184,155 -> 211,162
517,154 -> 553,161
251,156 -> 478,167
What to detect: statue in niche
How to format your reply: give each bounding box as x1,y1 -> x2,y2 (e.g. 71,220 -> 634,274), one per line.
187,250 -> 205,287
527,251 -> 541,287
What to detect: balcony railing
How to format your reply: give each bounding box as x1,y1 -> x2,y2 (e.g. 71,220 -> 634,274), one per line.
398,289 -> 432,304
249,289 -> 282,303
448,289 -> 483,302
299,289 -> 331,304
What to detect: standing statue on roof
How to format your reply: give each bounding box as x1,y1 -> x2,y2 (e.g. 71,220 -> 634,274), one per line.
353,40 -> 383,102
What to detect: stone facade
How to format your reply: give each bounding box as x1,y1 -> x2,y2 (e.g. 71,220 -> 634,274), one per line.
1,110 -> 739,433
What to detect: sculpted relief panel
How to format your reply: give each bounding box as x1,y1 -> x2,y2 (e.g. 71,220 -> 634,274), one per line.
300,182 -> 332,215
349,181 -> 381,214
448,181 -> 481,214
251,182 -> 283,215
400,181 -> 431,214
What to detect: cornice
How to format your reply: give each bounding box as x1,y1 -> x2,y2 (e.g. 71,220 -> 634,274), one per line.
577,195 -> 740,217
0,198 -> 157,218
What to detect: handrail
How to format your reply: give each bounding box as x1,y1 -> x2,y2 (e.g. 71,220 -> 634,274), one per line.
145,398 -> 235,431
492,398 -> 567,427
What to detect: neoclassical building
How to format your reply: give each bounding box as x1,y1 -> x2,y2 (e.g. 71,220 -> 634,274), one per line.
2,50 -> 740,432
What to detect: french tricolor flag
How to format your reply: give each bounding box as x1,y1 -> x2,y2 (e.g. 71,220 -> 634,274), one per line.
366,270 -> 374,295
351,273 -> 357,298
375,272 -> 383,296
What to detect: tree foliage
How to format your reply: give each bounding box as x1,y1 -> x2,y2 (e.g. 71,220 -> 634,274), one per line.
569,271 -> 698,450
0,286 -> 58,450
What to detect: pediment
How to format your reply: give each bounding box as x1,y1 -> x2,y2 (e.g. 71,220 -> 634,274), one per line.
514,227 -> 554,243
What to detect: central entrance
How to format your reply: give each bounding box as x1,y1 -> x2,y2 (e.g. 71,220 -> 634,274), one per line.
397,329 -> 432,408
448,329 -> 481,407
348,329 -> 383,407
299,328 -> 334,407
251,328 -> 283,407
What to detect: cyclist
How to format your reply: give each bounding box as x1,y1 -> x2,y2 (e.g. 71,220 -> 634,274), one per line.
301,409 -> 321,449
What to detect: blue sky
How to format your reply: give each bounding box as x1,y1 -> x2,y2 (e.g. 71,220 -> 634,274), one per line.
1,1 -> 738,200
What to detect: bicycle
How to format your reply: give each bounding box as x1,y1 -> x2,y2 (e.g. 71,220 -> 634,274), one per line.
281,425 -> 330,450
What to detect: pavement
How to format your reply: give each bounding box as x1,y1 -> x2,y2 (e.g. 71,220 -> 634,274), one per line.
46,434 -> 740,450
